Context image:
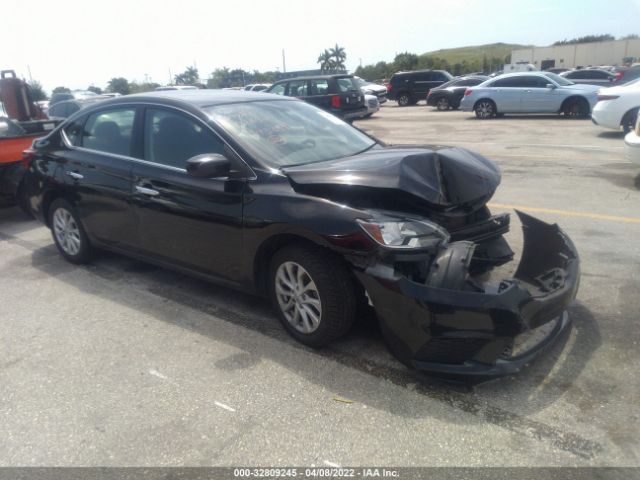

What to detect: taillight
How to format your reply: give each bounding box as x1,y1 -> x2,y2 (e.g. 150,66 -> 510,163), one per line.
464,88 -> 473,96
386,84 -> 392,92
22,148 -> 35,168
331,95 -> 341,108
597,94 -> 620,102
615,71 -> 624,81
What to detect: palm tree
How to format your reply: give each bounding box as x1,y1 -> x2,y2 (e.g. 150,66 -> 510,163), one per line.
329,44 -> 346,71
317,50 -> 334,73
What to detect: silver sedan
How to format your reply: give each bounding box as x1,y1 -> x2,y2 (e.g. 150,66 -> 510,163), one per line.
460,72 -> 600,119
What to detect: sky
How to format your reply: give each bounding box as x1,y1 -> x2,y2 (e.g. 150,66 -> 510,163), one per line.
5,0 -> 640,93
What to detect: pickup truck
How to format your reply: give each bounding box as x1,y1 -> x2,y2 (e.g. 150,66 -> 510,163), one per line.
0,70 -> 59,208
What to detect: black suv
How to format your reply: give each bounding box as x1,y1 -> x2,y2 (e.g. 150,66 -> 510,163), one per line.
387,70 -> 453,106
266,75 -> 366,121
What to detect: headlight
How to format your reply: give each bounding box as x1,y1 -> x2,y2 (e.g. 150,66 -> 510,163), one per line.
357,218 -> 449,249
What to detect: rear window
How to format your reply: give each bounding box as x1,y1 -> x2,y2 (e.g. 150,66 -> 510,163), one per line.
336,77 -> 359,92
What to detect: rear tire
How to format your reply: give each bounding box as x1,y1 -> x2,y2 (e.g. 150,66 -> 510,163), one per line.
397,93 -> 412,107
621,108 -> 639,133
48,199 -> 93,264
563,97 -> 589,118
474,100 -> 496,119
268,244 -> 356,347
436,97 -> 450,111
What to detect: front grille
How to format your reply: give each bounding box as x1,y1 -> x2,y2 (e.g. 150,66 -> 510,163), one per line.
415,337 -> 489,364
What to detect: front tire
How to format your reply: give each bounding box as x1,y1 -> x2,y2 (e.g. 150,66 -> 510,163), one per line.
563,98 -> 589,118
268,244 -> 356,347
49,199 -> 92,264
474,100 -> 496,119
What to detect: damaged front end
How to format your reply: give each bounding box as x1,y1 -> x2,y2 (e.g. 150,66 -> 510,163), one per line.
355,211 -> 580,376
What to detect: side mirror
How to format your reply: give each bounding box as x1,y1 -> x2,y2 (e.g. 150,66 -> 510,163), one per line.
546,83 -> 556,89
186,153 -> 230,178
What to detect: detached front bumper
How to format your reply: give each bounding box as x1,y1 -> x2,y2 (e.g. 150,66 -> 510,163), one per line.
356,211 -> 580,376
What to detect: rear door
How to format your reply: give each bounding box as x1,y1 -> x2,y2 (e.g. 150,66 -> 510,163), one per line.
307,78 -> 332,110
60,106 -> 140,250
411,71 -> 432,99
131,106 -> 245,282
489,77 -> 526,112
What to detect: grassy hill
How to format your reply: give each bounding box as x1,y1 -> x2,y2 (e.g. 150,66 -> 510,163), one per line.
420,42 -> 531,68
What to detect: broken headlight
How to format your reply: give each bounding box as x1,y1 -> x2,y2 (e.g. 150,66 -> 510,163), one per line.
357,218 -> 450,250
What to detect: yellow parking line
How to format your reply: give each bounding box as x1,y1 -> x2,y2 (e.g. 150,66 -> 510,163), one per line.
488,203 -> 640,224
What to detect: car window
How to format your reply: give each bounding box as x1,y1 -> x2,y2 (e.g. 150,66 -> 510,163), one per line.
144,108 -> 225,169
82,108 -> 135,156
309,79 -> 330,95
492,77 -> 522,87
63,115 -> 87,146
206,100 -> 375,168
269,83 -> 286,95
48,103 -> 63,118
457,78 -> 484,87
336,77 -> 359,92
592,71 -> 611,79
288,80 -> 308,97
413,72 -> 432,82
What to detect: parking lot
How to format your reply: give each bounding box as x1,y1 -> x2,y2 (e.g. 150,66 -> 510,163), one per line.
1,103 -> 639,467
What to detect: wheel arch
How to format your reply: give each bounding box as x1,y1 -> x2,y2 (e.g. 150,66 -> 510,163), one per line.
621,106 -> 640,128
473,98 -> 497,112
42,189 -> 78,228
559,95 -> 589,113
253,232 -> 339,296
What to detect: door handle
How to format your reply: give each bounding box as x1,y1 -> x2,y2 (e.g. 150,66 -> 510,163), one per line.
135,185 -> 160,196
66,171 -> 83,180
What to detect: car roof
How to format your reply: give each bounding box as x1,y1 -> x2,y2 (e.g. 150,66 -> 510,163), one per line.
492,72 -> 550,78
77,89 -> 296,109
273,74 -> 354,83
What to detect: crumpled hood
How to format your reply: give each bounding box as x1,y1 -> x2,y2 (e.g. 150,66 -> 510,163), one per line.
282,145 -> 501,211
564,83 -> 601,94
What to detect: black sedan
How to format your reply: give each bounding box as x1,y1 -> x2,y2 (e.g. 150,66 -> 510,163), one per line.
22,90 -> 580,377
426,76 -> 489,111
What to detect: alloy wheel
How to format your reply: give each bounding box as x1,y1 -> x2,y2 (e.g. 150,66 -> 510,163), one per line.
275,261 -> 322,334
53,208 -> 81,256
436,98 -> 449,111
476,101 -> 494,118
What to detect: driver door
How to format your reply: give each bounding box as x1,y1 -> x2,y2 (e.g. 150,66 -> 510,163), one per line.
131,107 -> 246,282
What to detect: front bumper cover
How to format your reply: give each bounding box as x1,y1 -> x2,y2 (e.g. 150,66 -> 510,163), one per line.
356,211 -> 580,376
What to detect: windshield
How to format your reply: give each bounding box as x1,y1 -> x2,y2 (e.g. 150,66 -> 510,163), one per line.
205,100 -> 377,168
543,72 -> 574,86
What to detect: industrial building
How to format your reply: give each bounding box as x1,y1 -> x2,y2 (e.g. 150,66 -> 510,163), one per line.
511,38 -> 640,70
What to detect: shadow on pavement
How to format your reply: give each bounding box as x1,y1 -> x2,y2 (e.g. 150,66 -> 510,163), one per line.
20,241 -> 605,460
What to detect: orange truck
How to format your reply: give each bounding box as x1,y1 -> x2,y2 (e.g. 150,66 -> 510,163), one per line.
0,70 -> 59,207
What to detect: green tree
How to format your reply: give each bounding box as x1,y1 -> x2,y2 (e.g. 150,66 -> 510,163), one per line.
28,81 -> 47,101
394,52 -> 419,71
317,49 -> 334,73
52,86 -> 71,94
87,85 -> 103,95
553,34 -> 614,46
106,77 -> 130,95
129,82 -> 160,94
329,43 -> 346,71
174,66 -> 199,85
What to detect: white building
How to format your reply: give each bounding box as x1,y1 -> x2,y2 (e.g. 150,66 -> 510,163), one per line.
511,38 -> 640,70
